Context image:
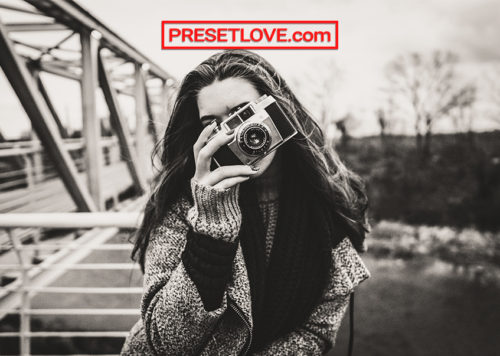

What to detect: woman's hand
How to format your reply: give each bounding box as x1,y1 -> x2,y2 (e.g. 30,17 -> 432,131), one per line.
192,121 -> 259,189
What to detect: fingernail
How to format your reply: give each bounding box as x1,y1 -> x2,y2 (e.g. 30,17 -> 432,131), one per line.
226,129 -> 235,135
251,166 -> 260,171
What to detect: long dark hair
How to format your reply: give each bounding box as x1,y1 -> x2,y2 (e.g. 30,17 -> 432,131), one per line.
132,49 -> 370,271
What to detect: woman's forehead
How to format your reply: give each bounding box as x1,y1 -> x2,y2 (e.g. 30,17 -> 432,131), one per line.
197,77 -> 260,118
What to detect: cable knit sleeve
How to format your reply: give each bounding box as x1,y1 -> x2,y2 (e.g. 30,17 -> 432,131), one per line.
185,177 -> 242,242
181,178 -> 242,311
139,179 -> 243,355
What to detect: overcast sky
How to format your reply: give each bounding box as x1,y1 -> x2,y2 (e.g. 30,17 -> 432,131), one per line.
1,0 -> 499,138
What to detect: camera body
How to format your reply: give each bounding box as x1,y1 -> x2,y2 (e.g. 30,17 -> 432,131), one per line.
207,95 -> 297,167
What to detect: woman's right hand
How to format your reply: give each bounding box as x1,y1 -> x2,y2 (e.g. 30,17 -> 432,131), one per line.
192,121 -> 259,189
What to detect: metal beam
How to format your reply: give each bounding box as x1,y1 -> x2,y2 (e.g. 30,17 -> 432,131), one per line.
0,212 -> 141,229
98,51 -> 146,194
144,78 -> 159,143
0,19 -> 96,212
0,4 -> 44,16
31,68 -> 69,139
26,0 -> 174,81
40,31 -> 76,56
49,58 -> 82,67
5,22 -> 67,32
134,63 -> 148,173
116,87 -> 134,97
161,79 -> 172,130
80,29 -> 104,210
12,39 -> 49,52
36,60 -> 81,81
0,196 -> 145,321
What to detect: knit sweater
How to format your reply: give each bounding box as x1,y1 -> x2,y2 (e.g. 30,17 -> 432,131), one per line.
254,173 -> 280,267
120,177 -> 371,356
182,172 -> 281,313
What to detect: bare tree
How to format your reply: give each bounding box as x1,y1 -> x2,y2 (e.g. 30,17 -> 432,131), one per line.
334,112 -> 363,147
385,50 -> 473,156
376,96 -> 397,138
289,57 -> 342,147
376,108 -> 387,137
484,63 -> 500,126
448,85 -> 477,134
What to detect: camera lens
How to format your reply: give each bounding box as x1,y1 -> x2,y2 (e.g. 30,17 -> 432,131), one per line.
238,123 -> 271,156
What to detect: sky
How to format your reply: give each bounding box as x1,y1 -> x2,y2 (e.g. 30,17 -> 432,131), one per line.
0,0 -> 499,139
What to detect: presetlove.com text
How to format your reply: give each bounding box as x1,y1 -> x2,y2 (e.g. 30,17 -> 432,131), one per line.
161,21 -> 338,49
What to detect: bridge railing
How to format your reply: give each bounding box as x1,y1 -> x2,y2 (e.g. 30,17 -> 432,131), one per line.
0,209 -> 144,356
0,137 -> 129,193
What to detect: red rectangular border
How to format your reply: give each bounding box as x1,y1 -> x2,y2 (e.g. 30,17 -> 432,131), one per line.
161,21 -> 339,50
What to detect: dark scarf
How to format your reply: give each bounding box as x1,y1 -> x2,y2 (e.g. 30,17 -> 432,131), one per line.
238,168 -> 349,353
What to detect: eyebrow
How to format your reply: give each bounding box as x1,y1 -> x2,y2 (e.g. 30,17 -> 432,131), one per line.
200,101 -> 249,123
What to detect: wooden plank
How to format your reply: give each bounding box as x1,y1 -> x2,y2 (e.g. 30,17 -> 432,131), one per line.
98,52 -> 146,194
0,19 -> 96,212
80,30 -> 104,210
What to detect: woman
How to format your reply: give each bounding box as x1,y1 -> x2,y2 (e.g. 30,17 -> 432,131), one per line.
121,49 -> 371,356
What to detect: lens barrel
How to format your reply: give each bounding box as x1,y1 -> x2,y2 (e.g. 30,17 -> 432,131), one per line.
238,123 -> 271,155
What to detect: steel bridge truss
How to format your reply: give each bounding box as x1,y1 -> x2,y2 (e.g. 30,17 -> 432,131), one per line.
0,0 -> 177,212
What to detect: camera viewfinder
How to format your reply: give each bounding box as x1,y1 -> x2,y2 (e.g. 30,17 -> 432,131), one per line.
225,115 -> 243,130
239,107 -> 255,120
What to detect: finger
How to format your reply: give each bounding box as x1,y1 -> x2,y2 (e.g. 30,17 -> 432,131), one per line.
213,176 -> 251,189
197,131 -> 235,172
193,121 -> 218,164
205,165 -> 258,186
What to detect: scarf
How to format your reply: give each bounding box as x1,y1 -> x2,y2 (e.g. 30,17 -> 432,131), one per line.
238,167 -> 349,353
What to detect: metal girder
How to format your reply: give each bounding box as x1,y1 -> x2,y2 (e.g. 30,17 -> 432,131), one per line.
162,79 -> 173,129
49,58 -> 82,66
134,63 -> 148,174
41,30 -> 76,55
0,3 -> 44,16
12,39 -> 49,52
25,0 -> 174,81
144,80 -> 159,143
5,22 -> 68,32
80,29 -> 104,210
0,18 -> 97,212
36,60 -> 81,81
31,68 -> 69,138
115,87 -> 134,97
98,51 -> 146,194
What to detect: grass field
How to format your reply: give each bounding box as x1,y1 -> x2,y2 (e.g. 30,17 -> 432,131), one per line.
330,255 -> 500,356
